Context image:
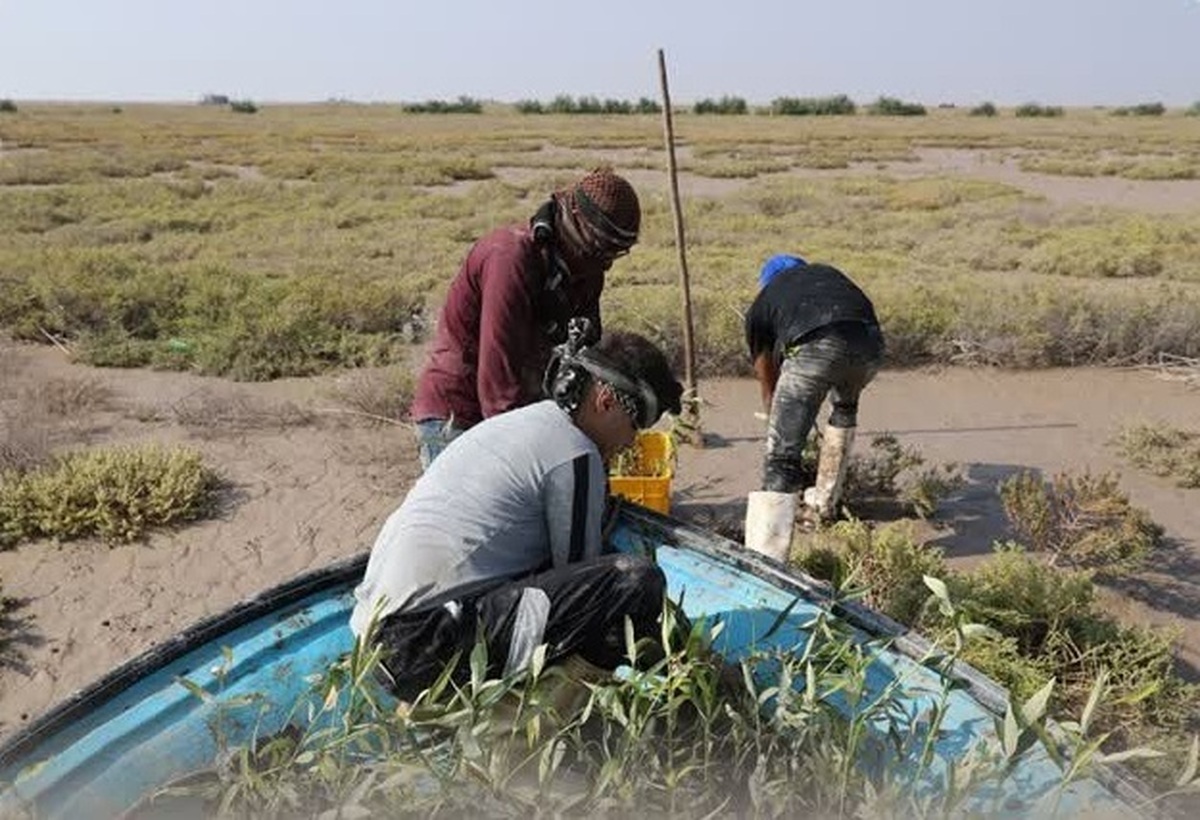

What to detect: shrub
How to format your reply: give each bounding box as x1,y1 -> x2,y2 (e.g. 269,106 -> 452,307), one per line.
230,99 -> 258,114
547,94 -> 577,114
935,545 -> 1197,731
326,366 -> 415,424
799,519 -> 947,624
969,102 -> 998,117
19,376 -> 113,417
0,99 -> 17,113
770,95 -> 856,116
998,470 -> 1162,574
693,96 -> 748,115
634,97 -> 662,114
574,95 -> 603,113
843,433 -> 964,518
0,444 -> 221,547
1187,101 -> 1200,117
514,99 -> 544,114
1113,423 -> 1200,488
401,96 -> 482,114
1111,102 -> 1165,117
943,544 -> 1096,655
867,96 -> 926,116
1014,102 -> 1064,118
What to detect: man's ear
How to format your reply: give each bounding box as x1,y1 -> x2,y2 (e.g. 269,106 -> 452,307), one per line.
594,382 -> 612,411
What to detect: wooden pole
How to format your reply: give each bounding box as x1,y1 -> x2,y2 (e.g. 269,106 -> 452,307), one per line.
657,48 -> 703,446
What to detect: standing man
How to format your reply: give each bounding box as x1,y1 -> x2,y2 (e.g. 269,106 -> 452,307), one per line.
743,254 -> 885,559
410,167 -> 642,469
353,330 -> 684,700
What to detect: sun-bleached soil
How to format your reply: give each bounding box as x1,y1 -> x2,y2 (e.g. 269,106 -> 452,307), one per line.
3,146 -> 1200,743
2,341 -> 1198,740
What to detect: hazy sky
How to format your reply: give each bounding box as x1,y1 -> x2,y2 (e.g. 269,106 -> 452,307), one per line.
3,0 -> 1199,106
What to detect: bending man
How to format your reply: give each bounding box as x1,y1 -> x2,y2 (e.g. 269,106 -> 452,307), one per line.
743,254 -> 885,557
410,167 -> 642,468
353,329 -> 684,700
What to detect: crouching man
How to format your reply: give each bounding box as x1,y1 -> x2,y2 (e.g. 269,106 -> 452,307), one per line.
743,254 -> 885,560
351,329 -> 684,700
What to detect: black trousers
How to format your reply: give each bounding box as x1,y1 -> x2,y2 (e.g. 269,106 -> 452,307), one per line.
375,553 -> 666,700
764,321 -> 884,492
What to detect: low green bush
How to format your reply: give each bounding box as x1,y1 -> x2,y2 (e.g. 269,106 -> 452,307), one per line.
969,102 -> 998,117
0,443 -> 220,547
799,519 -> 948,624
936,545 -> 1195,736
1114,423 -> 1200,488
843,433 -> 964,518
999,471 -> 1162,575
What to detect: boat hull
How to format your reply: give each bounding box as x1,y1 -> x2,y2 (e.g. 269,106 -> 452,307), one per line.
0,506 -> 1153,818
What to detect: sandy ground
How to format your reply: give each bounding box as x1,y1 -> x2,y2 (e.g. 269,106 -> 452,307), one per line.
2,341 -> 1199,742
676,369 -> 1200,673
3,144 -> 1200,745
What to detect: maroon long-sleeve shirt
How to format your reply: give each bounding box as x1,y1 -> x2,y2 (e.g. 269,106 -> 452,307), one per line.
411,224 -> 605,429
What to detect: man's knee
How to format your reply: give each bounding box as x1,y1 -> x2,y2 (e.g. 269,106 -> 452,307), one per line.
611,553 -> 665,585
610,555 -> 666,607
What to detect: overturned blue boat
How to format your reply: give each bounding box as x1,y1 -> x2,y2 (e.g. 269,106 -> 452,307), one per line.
0,506 -> 1159,818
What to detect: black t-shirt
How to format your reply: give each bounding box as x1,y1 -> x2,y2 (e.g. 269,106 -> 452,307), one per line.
744,263 -> 879,361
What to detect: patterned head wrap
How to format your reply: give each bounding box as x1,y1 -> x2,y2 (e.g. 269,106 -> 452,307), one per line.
556,167 -> 640,260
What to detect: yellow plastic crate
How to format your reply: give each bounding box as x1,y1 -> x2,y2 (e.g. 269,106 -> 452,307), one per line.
609,431 -> 675,514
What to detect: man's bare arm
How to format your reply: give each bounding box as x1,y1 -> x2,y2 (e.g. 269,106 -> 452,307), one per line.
753,352 -> 778,413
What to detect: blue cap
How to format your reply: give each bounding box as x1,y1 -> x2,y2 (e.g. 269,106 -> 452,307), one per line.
758,254 -> 807,289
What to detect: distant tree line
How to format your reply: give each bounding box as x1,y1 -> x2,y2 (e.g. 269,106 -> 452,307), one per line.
401,95 -> 483,114
515,95 -> 661,114
198,94 -> 258,114
769,95 -> 857,115
185,92 -> 1199,119
0,99 -> 17,113
1110,102 -> 1165,117
1014,102 -> 1065,118
693,96 -> 749,115
866,96 -> 926,116
691,94 -> 927,116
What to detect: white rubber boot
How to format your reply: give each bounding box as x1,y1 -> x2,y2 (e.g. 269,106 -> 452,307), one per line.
802,426 -> 856,521
743,490 -> 797,562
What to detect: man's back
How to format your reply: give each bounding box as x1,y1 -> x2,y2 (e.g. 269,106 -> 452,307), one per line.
745,263 -> 879,361
410,226 -> 541,428
351,400 -> 606,634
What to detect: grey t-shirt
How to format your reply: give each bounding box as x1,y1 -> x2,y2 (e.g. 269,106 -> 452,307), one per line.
350,400 -> 606,636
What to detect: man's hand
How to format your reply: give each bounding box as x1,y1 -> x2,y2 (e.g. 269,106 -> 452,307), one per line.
752,352 -> 778,416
